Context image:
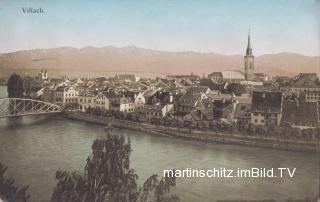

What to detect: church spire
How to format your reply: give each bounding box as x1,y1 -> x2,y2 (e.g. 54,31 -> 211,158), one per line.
246,29 -> 252,56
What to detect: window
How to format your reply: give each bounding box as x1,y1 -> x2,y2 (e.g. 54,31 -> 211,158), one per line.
254,119 -> 257,123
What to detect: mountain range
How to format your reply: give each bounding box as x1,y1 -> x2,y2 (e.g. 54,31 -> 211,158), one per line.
0,46 -> 319,77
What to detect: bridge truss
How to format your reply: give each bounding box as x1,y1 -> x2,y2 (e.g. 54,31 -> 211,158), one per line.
0,98 -> 62,118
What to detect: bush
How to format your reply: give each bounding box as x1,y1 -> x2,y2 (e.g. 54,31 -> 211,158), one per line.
0,163 -> 30,202
51,134 -> 179,202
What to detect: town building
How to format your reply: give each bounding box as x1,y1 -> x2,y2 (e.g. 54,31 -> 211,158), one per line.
36,69 -> 49,84
208,32 -> 262,83
234,102 -> 252,125
250,90 -> 283,126
100,90 -> 135,113
78,91 -> 98,112
146,91 -> 173,105
109,97 -> 135,113
304,90 -> 320,102
208,70 -> 245,83
42,86 -> 55,103
138,104 -> 174,121
166,74 -> 200,82
115,74 -> 136,82
177,86 -> 211,113
53,86 -> 78,109
120,90 -> 146,110
282,100 -> 319,128
280,73 -> 320,101
254,73 -> 269,82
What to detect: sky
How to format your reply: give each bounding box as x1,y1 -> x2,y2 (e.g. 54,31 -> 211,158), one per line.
0,0 -> 319,56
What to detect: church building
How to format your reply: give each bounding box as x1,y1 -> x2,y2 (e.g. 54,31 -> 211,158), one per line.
244,31 -> 254,81
208,31 -> 268,83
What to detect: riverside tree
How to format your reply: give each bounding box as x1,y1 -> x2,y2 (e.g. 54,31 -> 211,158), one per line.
0,163 -> 30,202
7,74 -> 24,98
51,134 -> 179,202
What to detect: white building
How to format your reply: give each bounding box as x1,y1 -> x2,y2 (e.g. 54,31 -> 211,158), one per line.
122,91 -> 145,110
54,86 -> 78,109
110,97 -> 135,113
139,104 -> 174,120
78,91 -> 97,112
78,91 -> 110,112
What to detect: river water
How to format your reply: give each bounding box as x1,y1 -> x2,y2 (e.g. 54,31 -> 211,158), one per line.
0,86 -> 318,201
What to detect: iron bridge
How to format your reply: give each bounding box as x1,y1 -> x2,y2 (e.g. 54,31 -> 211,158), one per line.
0,98 -> 62,118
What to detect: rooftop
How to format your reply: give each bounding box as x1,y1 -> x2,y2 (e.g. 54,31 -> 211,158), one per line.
251,91 -> 283,113
282,100 -> 319,124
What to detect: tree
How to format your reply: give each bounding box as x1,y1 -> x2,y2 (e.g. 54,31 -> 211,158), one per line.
0,163 -> 30,202
7,74 -> 24,98
23,76 -> 41,96
226,83 -> 245,96
51,134 -> 179,202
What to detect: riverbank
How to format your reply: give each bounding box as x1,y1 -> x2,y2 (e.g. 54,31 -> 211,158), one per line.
65,111 -> 320,153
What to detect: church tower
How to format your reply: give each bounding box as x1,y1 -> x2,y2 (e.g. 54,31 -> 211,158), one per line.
244,30 -> 254,80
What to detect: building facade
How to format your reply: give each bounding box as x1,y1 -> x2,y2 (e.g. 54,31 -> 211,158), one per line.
280,73 -> 320,102
54,86 -> 79,109
78,91 -> 97,112
250,91 -> 283,126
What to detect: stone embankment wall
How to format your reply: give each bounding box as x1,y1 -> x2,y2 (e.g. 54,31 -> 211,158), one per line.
65,111 -> 320,153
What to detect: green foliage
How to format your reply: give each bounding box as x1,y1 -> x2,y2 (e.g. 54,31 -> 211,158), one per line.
236,122 -> 320,140
226,83 -> 245,96
7,74 -> 24,98
0,163 -> 30,202
23,76 -> 41,96
199,79 -> 214,90
51,134 -> 179,202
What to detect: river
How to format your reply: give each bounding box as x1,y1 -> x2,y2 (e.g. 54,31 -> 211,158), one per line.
0,86 -> 318,201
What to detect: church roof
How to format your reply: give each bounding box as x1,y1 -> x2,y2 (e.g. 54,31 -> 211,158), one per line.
221,70 -> 245,80
246,30 -> 253,56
